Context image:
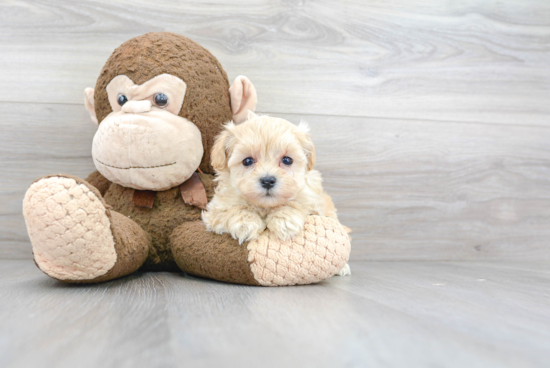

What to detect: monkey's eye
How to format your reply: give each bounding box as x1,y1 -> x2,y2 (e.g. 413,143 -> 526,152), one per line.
282,156 -> 293,165
117,94 -> 128,106
154,93 -> 168,107
242,157 -> 255,167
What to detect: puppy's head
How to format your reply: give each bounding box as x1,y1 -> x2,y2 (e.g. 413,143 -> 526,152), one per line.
211,115 -> 316,208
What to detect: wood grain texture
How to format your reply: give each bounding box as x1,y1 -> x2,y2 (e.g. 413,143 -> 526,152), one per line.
1,0 -> 550,261
0,260 -> 549,368
2,104 -> 550,260
0,102 -> 96,259
2,2 -> 549,367
0,1 -> 549,125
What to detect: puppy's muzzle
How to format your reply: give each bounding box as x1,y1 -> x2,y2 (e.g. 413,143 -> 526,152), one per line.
260,176 -> 277,189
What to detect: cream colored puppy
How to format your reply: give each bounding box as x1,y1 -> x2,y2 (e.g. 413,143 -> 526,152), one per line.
202,114 -> 338,245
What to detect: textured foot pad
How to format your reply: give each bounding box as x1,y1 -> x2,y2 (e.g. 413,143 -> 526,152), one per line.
23,177 -> 117,281
247,216 -> 351,286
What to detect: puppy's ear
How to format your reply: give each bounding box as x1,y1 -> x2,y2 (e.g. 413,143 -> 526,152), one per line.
211,123 -> 235,171
296,121 -> 316,171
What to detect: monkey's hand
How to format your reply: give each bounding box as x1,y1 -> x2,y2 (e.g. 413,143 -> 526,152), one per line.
202,206 -> 266,245
266,206 -> 306,241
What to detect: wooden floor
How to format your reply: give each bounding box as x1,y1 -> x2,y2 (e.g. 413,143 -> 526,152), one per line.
0,260 -> 548,368
1,1 -> 549,367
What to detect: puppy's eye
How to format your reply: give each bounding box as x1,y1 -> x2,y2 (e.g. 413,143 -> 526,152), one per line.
281,156 -> 293,165
242,157 -> 255,167
117,94 -> 128,106
154,93 -> 169,107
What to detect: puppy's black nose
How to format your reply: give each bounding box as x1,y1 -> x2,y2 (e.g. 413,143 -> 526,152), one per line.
260,176 -> 277,189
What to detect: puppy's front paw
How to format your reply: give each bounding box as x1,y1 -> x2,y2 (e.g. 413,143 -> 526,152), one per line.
230,214 -> 266,244
266,210 -> 305,241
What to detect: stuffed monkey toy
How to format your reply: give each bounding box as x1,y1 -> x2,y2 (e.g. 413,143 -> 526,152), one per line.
22,32 -> 350,286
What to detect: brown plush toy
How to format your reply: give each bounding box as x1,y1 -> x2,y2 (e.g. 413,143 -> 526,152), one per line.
22,32 -> 350,286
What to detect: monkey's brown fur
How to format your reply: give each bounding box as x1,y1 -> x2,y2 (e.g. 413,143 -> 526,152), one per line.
87,171 -> 214,270
83,32 -> 257,281
93,32 -> 233,174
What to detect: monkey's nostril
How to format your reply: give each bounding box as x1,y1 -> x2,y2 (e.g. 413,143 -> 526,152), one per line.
260,176 -> 277,189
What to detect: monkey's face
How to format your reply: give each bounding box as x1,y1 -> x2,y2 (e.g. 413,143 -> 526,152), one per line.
85,33 -> 258,191
90,74 -> 203,191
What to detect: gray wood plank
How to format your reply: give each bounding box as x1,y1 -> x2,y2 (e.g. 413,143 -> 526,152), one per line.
284,112 -> 550,261
0,260 -> 548,368
2,102 -> 549,261
329,262 -> 550,358
0,1 -> 549,125
0,102 -> 97,259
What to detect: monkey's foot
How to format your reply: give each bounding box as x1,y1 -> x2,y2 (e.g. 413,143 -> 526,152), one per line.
172,216 -> 351,286
247,216 -> 351,286
23,175 -> 118,281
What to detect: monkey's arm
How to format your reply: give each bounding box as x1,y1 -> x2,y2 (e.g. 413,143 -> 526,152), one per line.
170,216 -> 350,286
85,171 -> 112,197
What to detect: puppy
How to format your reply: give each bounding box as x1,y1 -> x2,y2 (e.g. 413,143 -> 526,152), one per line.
202,114 -> 338,244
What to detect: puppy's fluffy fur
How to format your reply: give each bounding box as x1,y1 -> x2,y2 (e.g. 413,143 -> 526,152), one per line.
202,114 -> 338,244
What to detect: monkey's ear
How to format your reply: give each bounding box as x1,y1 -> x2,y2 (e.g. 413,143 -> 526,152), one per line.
84,88 -> 98,125
211,123 -> 235,172
229,76 -> 257,124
